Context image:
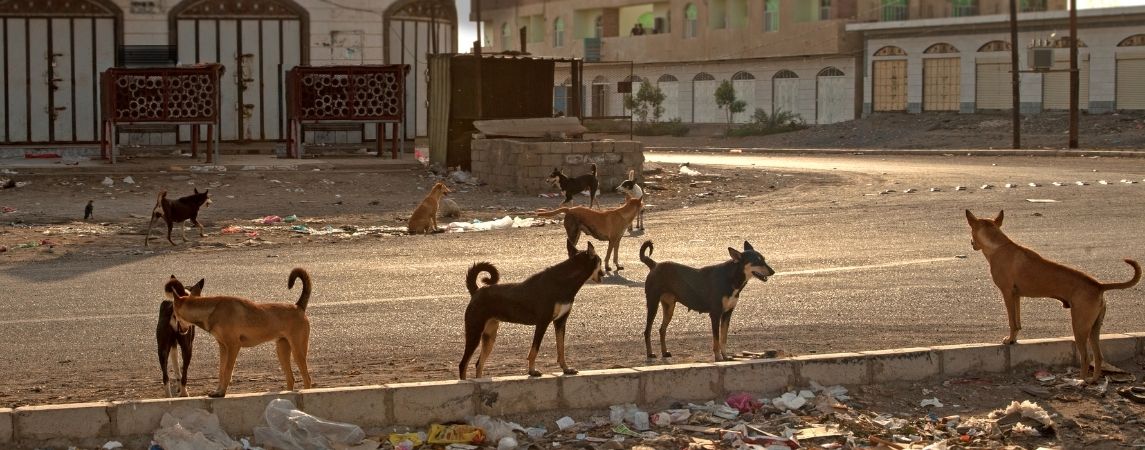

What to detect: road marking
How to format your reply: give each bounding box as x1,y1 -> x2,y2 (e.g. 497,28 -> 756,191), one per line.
774,257 -> 960,277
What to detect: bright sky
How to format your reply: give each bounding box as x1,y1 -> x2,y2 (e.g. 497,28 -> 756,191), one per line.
452,0 -> 1145,52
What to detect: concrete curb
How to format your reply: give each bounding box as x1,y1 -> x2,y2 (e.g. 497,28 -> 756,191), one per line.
645,146 -> 1145,158
5,334 -> 1141,448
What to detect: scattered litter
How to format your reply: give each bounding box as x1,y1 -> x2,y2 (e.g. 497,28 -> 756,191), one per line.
930,187 -> 940,192
1098,180 -> 1109,185
555,416 -> 576,430
537,193 -> 561,198
449,170 -> 480,186
1025,199 -> 1059,203
1034,370 -> 1056,382
253,398 -> 365,450
1075,181 -> 1088,186
283,214 -> 299,223
123,176 -> 136,185
427,423 -> 485,445
954,186 -> 966,191
903,188 -> 917,193
679,165 -> 701,176
446,216 -> 539,233
1051,182 -> 1064,186
153,407 -> 242,450
101,177 -> 114,187
980,184 -> 993,190
257,215 -> 282,224
102,441 -> 124,449
1028,182 -> 1040,187
920,398 -> 944,408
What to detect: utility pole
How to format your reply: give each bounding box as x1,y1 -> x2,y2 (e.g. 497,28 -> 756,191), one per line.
1008,0 -> 1021,149
1068,0 -> 1079,148
474,0 -> 483,120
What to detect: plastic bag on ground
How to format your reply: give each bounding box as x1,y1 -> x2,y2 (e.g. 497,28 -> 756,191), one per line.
252,398 -> 365,450
445,216 -> 535,233
153,407 -> 242,450
469,415 -> 524,444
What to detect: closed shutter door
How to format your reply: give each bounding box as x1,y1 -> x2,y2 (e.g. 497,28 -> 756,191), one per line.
816,75 -> 850,124
773,78 -> 799,115
923,58 -> 960,111
692,80 -> 718,123
659,81 -> 679,120
1043,60 -> 1089,110
1116,58 -> 1145,110
976,62 -> 1012,110
873,60 -> 907,111
732,79 -> 755,123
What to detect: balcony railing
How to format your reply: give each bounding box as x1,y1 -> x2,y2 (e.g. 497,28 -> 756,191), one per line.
881,4 -> 907,21
952,4 -> 977,17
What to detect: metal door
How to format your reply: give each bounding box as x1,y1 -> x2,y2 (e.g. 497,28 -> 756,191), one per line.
1,11 -> 116,144
975,61 -> 1011,110
816,72 -> 849,124
873,60 -> 907,112
1116,57 -> 1145,110
1043,58 -> 1089,110
658,81 -> 679,121
692,79 -> 718,123
773,77 -> 799,116
923,57 -> 960,111
732,79 -> 756,123
385,0 -> 456,140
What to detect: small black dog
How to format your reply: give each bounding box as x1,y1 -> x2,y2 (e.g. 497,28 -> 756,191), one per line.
548,163 -> 599,208
640,240 -> 775,361
145,188 -> 212,246
83,200 -> 94,221
459,241 -> 604,379
159,275 -> 204,397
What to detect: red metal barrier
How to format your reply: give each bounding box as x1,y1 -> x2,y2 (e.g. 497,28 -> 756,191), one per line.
286,65 -> 410,158
99,64 -> 224,163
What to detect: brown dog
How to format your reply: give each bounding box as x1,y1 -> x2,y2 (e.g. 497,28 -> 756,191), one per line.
145,189 -> 212,247
966,210 -> 1140,381
408,182 -> 452,234
164,268 -> 314,397
536,193 -> 642,273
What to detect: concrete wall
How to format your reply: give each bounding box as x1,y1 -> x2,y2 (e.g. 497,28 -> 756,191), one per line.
5,334 -> 1143,449
470,138 -> 645,193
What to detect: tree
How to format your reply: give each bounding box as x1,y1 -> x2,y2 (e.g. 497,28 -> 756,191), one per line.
624,80 -> 667,124
715,80 -> 746,128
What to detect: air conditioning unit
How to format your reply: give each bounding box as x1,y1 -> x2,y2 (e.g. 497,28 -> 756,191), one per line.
1028,47 -> 1054,71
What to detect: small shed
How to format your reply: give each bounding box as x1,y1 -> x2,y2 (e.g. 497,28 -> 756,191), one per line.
428,54 -> 583,169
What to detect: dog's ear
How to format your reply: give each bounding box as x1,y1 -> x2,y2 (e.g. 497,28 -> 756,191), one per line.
743,241 -> 754,252
994,210 -> 1004,226
191,278 -> 206,295
965,209 -> 977,224
586,241 -> 596,256
728,247 -> 743,262
193,188 -> 199,194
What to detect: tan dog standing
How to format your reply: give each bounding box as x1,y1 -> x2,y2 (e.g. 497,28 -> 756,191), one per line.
164,268 -> 314,397
966,210 -> 1140,381
408,182 -> 452,234
536,194 -> 642,273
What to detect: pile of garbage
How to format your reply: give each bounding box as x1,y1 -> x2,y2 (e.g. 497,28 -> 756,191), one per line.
129,379 -> 1068,450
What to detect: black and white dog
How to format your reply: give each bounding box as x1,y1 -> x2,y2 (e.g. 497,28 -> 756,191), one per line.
158,275 -> 204,397
616,169 -> 645,232
548,163 -> 599,208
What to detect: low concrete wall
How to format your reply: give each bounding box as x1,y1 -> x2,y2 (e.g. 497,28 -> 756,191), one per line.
5,334 -> 1142,449
470,138 -> 645,194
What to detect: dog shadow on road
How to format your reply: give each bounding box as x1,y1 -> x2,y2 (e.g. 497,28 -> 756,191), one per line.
597,273 -> 644,288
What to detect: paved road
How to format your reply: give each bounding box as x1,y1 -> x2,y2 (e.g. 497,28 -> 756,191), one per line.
3,152 -> 1144,404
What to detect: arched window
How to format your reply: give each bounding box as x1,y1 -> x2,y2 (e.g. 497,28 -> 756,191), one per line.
1119,34 -> 1145,47
774,70 -> 799,79
684,4 -> 698,39
623,75 -> 645,83
658,74 -> 679,82
501,22 -> 512,51
593,75 -> 609,84
874,45 -> 907,57
553,17 -> 565,47
817,67 -> 845,77
693,72 -> 715,81
924,43 -> 959,54
560,77 -> 571,85
978,40 -> 1011,52
732,71 -> 755,80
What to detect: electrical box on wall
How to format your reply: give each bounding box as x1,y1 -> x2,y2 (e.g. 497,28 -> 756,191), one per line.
1028,47 -> 1054,71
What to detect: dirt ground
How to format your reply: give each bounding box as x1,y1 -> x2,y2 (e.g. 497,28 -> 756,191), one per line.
3,114 -> 1145,448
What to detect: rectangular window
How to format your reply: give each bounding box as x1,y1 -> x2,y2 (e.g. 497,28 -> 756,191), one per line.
880,0 -> 907,21
555,29 -> 564,47
764,0 -> 779,32
1021,0 -> 1047,12
952,0 -> 977,17
820,0 -> 831,20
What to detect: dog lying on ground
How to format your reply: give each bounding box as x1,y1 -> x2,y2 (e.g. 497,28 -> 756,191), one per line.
164,268 -> 314,397
535,187 -> 643,273
459,241 -> 603,380
548,163 -> 599,208
639,240 -> 775,361
966,210 -> 1140,382
616,169 -> 645,232
145,189 -> 212,247
158,276 -> 205,397
408,182 -> 452,234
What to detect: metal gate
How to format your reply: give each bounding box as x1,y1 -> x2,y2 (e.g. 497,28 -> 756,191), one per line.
772,70 -> 799,116
923,58 -> 960,111
975,61 -> 1011,110
1116,57 -> 1145,110
872,60 -> 907,112
172,0 -> 308,142
1042,58 -> 1089,110
816,67 -> 849,124
731,72 -> 756,124
657,76 -> 679,121
1,0 -> 119,144
385,0 -> 456,140
691,74 -> 718,123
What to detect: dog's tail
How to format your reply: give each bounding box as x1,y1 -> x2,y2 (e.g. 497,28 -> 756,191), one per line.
153,190 -> 168,213
466,262 -> 499,295
1101,259 -> 1141,291
288,268 -> 312,310
589,163 -> 597,176
640,240 -> 656,269
535,207 -> 571,217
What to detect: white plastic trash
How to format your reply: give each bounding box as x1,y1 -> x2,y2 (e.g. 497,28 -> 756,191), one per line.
252,398 -> 365,450
497,436 -> 519,450
101,177 -> 114,187
153,407 -> 242,450
633,411 -> 650,431
555,416 -> 576,430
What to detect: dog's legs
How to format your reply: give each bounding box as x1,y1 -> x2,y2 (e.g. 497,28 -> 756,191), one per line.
525,322 -> 551,377
1001,290 -> 1021,344
159,343 -> 173,397
191,217 -> 206,237
553,315 -> 577,375
718,310 -> 735,361
658,295 -> 677,358
178,341 -> 192,397
1089,303 -> 1107,381
292,329 -> 313,389
144,214 -> 160,247
475,319 -> 500,378
609,238 -> 623,272
180,220 -> 189,243
165,221 -> 177,246
459,317 -> 485,380
1071,299 -> 1104,382
708,312 -> 724,361
275,338 -> 297,391
643,292 -> 662,358
211,342 -> 239,397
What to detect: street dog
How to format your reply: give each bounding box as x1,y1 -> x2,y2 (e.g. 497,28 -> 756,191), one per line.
616,169 -> 645,232
639,240 -> 775,361
966,210 -> 1140,382
536,195 -> 642,273
145,188 -> 212,247
164,268 -> 314,397
408,181 -> 452,234
158,275 -> 205,397
458,241 -> 604,380
548,163 -> 599,208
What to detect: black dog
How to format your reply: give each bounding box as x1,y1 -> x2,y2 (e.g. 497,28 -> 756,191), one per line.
159,275 -> 204,397
145,188 -> 212,246
640,240 -> 775,361
548,163 -> 599,208
459,241 -> 604,379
